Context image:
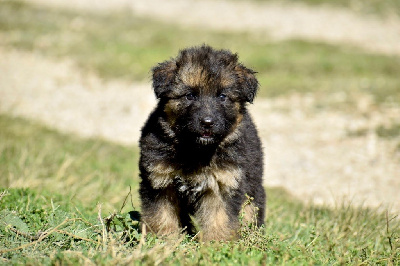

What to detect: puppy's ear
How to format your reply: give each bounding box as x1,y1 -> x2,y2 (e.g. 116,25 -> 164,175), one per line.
152,60 -> 177,98
235,64 -> 259,103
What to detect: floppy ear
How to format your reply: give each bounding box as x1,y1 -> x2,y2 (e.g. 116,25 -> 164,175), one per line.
235,64 -> 259,103
152,60 -> 177,99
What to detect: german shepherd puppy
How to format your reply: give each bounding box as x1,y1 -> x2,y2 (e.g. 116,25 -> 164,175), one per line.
139,45 -> 265,241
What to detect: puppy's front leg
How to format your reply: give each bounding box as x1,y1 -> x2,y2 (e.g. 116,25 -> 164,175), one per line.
141,187 -> 181,236
195,191 -> 237,241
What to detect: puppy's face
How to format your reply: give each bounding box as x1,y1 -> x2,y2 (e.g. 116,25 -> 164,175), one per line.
152,46 -> 258,146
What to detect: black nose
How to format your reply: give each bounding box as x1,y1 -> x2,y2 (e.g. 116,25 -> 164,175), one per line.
201,117 -> 214,127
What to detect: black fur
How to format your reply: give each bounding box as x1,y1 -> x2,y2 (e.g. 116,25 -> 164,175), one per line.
139,45 -> 265,241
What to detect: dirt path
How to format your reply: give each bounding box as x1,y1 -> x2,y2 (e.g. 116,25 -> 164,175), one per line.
1,47 -> 399,213
0,48 -> 155,145
26,0 -> 400,55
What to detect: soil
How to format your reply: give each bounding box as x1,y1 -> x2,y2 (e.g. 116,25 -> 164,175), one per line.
1,0 -> 400,212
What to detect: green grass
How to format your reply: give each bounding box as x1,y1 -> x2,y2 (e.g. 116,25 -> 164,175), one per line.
243,0 -> 400,17
1,115 -> 399,264
376,123 -> 400,139
0,115 -> 140,212
1,1 -> 400,104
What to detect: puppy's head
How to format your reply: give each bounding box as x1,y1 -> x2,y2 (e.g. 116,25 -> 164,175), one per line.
152,45 -> 258,146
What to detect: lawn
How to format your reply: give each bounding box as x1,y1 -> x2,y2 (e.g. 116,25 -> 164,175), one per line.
1,115 -> 399,264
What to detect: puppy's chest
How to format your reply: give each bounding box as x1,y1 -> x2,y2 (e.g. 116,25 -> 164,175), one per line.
148,163 -> 242,197
174,175 -> 209,201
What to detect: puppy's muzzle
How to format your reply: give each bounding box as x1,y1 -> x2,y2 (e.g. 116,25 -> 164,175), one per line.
197,116 -> 216,145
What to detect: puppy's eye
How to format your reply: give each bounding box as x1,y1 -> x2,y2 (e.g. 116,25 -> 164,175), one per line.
186,93 -> 195,101
218,93 -> 227,102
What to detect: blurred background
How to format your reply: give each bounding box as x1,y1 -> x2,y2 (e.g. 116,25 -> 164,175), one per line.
1,0 -> 399,213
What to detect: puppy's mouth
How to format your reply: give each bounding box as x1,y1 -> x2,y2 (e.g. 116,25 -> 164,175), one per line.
196,130 -> 215,145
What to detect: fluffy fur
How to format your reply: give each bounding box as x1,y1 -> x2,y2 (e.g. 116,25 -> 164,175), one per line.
139,45 -> 265,241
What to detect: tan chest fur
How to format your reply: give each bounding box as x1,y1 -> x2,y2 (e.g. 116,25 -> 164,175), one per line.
148,162 -> 242,195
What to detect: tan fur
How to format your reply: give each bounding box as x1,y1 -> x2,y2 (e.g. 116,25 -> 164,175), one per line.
141,188 -> 181,236
220,112 -> 243,147
220,70 -> 236,88
212,167 -> 242,193
179,65 -> 237,95
179,65 -> 206,89
164,99 -> 181,126
148,163 -> 176,189
182,165 -> 242,195
154,61 -> 177,83
195,191 -> 237,241
234,64 -> 254,85
149,160 -> 242,193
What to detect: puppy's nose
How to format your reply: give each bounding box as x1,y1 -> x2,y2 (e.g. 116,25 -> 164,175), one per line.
201,117 -> 214,127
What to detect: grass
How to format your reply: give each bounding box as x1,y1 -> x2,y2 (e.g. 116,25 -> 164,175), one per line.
1,114 -> 399,264
243,0 -> 400,17
1,1 -> 400,104
376,123 -> 400,139
0,115 -> 140,212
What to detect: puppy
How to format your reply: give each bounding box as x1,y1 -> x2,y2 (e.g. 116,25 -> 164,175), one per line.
139,45 -> 265,241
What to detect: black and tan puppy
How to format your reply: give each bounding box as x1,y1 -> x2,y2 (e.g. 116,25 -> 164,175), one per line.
139,45 -> 265,241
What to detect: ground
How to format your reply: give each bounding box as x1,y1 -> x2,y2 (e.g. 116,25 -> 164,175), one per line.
1,0 -> 399,212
